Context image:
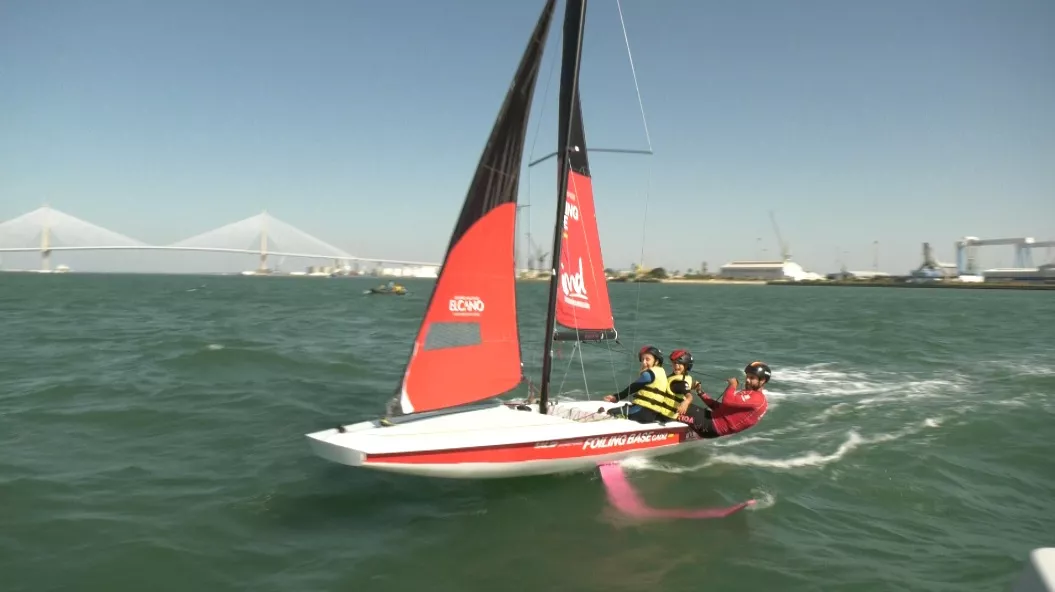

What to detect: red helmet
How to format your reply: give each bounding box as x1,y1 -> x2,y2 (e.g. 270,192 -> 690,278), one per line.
669,349 -> 694,372
638,345 -> 663,365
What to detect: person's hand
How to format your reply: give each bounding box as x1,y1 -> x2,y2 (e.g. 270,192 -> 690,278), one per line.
677,396 -> 692,415
604,394 -> 617,403
727,377 -> 739,389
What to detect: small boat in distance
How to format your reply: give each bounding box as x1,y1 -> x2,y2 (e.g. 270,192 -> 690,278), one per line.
365,281 -> 408,296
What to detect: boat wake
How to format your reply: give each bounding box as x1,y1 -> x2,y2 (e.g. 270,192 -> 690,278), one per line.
606,360 -> 972,477
746,489 -> 777,511
706,428 -> 904,470
623,417 -> 944,474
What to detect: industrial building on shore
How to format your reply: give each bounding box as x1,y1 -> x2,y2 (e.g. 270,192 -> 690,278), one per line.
718,260 -> 825,282
705,224 -> 1055,285
717,211 -> 826,281
981,263 -> 1055,283
827,270 -> 892,281
912,239 -> 1055,284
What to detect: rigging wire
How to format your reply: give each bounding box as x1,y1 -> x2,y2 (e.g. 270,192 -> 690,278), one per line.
615,0 -> 655,379
563,171 -> 595,400
616,0 -> 653,151
561,342 -> 578,395
525,32 -> 561,229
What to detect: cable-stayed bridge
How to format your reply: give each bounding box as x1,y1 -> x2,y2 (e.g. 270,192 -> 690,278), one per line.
0,206 -> 439,272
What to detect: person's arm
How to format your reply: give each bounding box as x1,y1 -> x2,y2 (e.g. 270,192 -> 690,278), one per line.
612,370 -> 654,401
702,381 -> 738,409
690,380 -> 719,409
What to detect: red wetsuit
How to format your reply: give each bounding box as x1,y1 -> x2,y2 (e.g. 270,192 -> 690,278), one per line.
678,384 -> 768,437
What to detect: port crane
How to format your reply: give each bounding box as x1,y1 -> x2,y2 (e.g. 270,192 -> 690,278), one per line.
955,237 -> 1055,274
769,210 -> 790,262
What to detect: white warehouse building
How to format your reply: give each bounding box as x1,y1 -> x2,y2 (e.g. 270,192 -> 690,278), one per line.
982,263 -> 1055,283
718,260 -> 824,281
379,265 -> 440,278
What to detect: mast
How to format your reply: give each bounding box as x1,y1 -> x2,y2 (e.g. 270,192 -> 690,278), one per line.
538,0 -> 587,415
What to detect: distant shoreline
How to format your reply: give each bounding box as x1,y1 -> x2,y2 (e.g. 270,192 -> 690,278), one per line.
6,270 -> 1048,291
766,280 -> 1055,291
594,276 -> 766,285
657,278 -> 766,285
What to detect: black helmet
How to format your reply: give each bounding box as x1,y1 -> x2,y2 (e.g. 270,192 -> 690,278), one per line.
744,361 -> 771,382
669,349 -> 694,372
638,345 -> 663,365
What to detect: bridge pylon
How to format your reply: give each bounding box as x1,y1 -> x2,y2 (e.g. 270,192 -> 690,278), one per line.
0,205 -> 146,271
168,210 -> 355,271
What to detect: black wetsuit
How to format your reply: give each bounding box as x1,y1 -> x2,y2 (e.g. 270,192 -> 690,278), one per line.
677,404 -> 721,438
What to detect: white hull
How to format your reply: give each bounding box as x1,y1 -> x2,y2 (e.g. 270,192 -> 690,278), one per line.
305,400 -> 707,479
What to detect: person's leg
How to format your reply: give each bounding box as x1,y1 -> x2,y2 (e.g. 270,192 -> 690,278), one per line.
625,405 -> 662,424
678,405 -> 720,438
605,404 -> 663,424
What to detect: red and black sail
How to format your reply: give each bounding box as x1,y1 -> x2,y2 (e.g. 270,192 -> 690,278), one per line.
395,0 -> 557,415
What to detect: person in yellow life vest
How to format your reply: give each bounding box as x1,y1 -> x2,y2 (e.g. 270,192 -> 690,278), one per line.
601,345 -> 683,424
666,349 -> 697,401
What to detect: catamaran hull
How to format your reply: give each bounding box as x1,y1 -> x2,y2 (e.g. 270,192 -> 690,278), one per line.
305,400 -> 707,479
308,439 -> 702,479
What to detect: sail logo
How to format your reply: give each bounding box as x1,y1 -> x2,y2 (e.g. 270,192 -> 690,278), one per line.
560,257 -> 590,309
448,295 -> 485,316
562,197 -> 579,233
582,431 -> 671,451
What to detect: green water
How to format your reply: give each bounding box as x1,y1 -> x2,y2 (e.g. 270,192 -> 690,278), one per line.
1,274 -> 1052,591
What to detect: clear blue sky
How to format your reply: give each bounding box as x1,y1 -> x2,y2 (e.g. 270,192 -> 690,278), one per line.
2,0 -> 1053,273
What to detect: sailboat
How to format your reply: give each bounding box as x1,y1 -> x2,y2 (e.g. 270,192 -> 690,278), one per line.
306,0 -> 705,479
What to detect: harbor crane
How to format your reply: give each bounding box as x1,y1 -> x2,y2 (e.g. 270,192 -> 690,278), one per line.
954,236 -> 1052,275
769,210 -> 790,262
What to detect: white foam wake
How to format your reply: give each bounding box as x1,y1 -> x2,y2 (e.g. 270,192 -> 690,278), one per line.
747,489 -> 776,511
624,418 -> 943,474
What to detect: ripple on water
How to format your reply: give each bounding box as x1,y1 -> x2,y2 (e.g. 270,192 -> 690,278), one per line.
1,276 -> 1053,591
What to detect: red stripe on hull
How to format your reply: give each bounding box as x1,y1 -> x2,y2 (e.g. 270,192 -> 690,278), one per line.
365,427 -> 689,465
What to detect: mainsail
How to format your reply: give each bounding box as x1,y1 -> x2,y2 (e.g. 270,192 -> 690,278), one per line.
396,0 -> 557,415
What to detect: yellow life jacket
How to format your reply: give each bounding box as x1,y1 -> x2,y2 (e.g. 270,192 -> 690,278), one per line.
630,365 -> 681,420
667,373 -> 695,397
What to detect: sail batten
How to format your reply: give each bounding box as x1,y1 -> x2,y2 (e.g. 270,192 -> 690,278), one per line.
396,0 -> 558,415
